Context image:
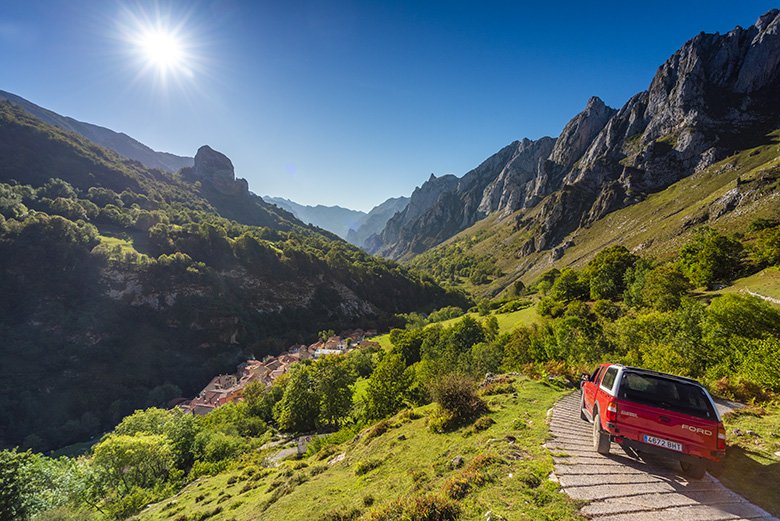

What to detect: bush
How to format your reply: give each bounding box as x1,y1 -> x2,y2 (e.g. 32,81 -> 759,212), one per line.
361,493 -> 460,521
426,306 -> 465,324
678,227 -> 744,288
354,459 -> 382,476
428,374 -> 486,430
365,419 -> 391,441
496,299 -> 531,314
472,417 -> 495,431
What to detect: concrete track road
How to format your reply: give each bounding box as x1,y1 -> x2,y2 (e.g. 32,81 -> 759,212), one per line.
547,392 -> 778,521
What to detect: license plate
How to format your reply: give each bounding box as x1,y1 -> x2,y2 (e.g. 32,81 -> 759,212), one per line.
644,435 -> 682,452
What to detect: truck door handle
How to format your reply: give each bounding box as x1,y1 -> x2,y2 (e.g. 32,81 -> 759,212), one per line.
659,415 -> 671,424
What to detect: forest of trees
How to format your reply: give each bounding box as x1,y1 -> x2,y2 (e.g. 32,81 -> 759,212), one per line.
0,100 -> 464,453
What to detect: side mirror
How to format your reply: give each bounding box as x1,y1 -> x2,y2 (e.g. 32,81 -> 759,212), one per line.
580,374 -> 589,387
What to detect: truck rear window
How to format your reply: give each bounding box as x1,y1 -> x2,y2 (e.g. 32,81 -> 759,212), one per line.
618,372 -> 717,420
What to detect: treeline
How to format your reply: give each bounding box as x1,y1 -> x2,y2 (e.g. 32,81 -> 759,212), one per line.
0,311 -> 508,520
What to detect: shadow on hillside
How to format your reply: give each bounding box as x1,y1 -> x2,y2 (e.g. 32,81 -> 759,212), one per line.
714,445 -> 780,518
597,443 -> 779,519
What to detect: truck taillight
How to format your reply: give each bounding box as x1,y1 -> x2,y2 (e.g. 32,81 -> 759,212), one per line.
606,400 -> 618,422
717,424 -> 727,450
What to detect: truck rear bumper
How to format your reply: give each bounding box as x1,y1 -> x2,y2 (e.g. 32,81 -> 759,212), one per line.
613,436 -> 723,465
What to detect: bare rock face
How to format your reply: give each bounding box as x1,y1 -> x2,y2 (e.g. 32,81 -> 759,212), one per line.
526,9 -> 780,256
368,10 -> 780,261
478,137 -> 556,215
188,145 -> 249,197
369,97 -> 615,259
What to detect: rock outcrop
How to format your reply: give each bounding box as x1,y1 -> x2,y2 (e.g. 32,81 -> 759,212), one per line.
370,10 -> 780,260
186,145 -> 249,197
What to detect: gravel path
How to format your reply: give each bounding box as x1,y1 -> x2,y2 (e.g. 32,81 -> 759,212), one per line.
547,392 -> 778,521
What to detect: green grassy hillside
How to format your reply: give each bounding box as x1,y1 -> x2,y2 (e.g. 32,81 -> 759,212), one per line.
0,102 -> 462,452
411,130 -> 780,297
137,378 -> 581,521
717,267 -> 780,302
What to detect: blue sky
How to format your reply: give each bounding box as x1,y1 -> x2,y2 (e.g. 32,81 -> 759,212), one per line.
1,1 -> 776,211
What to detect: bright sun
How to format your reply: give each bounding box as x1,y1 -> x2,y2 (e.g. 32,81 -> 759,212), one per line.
139,29 -> 184,70
118,7 -> 201,87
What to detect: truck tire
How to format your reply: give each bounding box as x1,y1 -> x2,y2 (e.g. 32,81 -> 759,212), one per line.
680,460 -> 706,479
592,410 -> 610,455
579,394 -> 588,421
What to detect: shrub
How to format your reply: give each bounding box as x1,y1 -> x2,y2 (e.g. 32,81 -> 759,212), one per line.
320,508 -> 362,521
354,459 -> 382,476
365,419 -> 391,441
429,374 -> 486,425
678,227 -> 744,288
496,299 -> 531,314
473,417 -> 495,431
361,493 -> 460,521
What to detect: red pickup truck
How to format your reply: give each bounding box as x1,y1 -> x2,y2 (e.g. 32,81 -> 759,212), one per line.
580,364 -> 726,478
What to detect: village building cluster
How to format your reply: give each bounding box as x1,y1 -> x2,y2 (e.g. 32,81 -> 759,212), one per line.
179,329 -> 378,415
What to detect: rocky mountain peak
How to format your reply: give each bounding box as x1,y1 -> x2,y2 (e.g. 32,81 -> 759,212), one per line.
548,96 -> 616,171
188,145 -> 249,197
756,9 -> 779,31
368,10 -> 780,262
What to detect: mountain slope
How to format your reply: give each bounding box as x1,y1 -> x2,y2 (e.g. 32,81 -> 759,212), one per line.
0,102 -> 460,451
263,196 -> 366,239
370,9 -> 780,262
0,89 -> 193,172
137,378 -> 579,521
411,129 -> 780,296
346,196 -> 409,248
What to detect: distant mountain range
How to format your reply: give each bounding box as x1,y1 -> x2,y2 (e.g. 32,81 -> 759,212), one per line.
0,90 -> 194,173
264,195 -> 408,247
0,89 -> 410,251
366,9 -> 780,266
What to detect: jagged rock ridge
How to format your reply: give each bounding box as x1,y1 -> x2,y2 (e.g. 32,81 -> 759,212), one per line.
369,10 -> 780,260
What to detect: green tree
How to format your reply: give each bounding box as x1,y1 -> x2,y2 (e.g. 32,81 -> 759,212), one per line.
364,353 -> 410,420
483,315 -> 499,341
91,434 -> 176,496
389,328 -> 424,365
471,340 -> 503,376
549,268 -> 588,302
704,294 -> 780,342
39,178 -> 77,200
318,329 -> 336,342
113,407 -> 199,470
678,227 -> 744,288
640,264 -> 691,311
750,226 -> 780,266
585,245 -> 639,300
0,449 -> 29,520
449,315 -> 485,354
313,356 -> 354,428
274,365 -> 320,433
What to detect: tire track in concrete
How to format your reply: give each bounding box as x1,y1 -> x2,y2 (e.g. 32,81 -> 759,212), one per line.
547,392 -> 779,521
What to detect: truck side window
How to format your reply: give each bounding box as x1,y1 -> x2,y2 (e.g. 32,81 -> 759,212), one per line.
601,367 -> 618,391
590,367 -> 601,382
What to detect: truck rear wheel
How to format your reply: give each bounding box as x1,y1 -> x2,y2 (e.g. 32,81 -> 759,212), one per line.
592,411 -> 610,455
680,460 -> 706,479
